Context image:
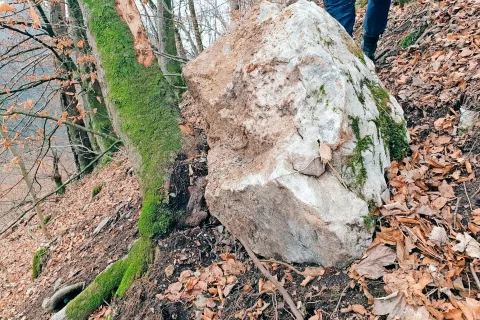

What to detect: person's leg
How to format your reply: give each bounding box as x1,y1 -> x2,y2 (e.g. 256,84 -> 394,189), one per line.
362,0 -> 392,60
323,0 -> 356,36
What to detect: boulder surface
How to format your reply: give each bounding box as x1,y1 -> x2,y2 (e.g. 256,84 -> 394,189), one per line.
183,0 -> 408,267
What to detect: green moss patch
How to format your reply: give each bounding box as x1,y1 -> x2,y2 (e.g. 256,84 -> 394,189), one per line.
32,248 -> 49,280
342,34 -> 366,65
366,81 -> 408,161
66,258 -> 127,319
347,116 -> 373,188
82,0 -> 182,202
363,214 -> 377,231
91,185 -> 102,198
399,23 -> 428,48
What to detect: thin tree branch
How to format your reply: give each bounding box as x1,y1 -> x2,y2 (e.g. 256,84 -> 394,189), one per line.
0,110 -> 120,143
238,237 -> 304,320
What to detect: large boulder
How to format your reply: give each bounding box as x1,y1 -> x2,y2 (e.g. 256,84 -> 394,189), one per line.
183,0 -> 408,267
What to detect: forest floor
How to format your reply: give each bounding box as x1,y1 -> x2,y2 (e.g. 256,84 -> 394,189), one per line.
0,151 -> 142,320
1,0 -> 479,319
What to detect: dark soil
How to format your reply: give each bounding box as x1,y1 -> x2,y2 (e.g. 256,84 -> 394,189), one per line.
113,224 -> 383,320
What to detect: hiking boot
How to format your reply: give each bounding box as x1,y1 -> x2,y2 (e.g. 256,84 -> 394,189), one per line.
361,34 -> 379,62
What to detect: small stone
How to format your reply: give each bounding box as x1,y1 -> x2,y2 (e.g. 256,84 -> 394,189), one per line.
458,108 -> 479,133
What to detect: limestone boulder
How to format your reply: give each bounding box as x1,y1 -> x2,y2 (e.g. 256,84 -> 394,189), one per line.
183,0 -> 408,267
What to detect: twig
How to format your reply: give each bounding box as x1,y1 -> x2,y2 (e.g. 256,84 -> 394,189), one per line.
272,291 -> 279,320
466,270 -> 471,297
330,283 -> 349,319
0,110 -> 120,143
463,182 -> 473,211
238,237 -> 304,320
470,263 -> 480,291
453,197 -> 461,230
327,163 -> 348,189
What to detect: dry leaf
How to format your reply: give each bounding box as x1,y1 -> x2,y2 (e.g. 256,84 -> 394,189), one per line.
308,310 -> 323,320
0,1 -> 15,12
452,233 -> 480,259
27,0 -> 41,28
438,180 -> 455,198
319,143 -> 332,163
432,196 -> 448,209
429,226 -> 448,247
373,291 -> 431,320
354,244 -> 396,279
300,275 -> 314,287
165,264 -> 174,277
303,267 -> 325,277
77,39 -> 85,49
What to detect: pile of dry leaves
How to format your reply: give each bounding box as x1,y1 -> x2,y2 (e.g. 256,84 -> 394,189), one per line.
350,119 -> 480,319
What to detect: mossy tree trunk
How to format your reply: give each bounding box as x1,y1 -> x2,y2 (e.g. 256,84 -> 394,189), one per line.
60,0 -> 182,318
66,0 -> 118,155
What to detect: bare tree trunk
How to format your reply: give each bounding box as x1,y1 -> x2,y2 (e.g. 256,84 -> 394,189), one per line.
188,0 -> 204,52
51,1 -> 97,173
156,0 -> 168,73
0,130 -> 49,239
174,27 -> 187,59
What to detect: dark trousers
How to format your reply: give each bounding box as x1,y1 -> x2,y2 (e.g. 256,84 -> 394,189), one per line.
323,0 -> 392,37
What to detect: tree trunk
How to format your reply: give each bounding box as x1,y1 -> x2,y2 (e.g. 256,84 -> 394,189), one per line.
66,0 -> 117,155
50,1 -> 97,174
52,151 -> 65,195
188,0 -> 204,53
155,0 -> 184,85
174,27 -> 187,59
61,0 -> 182,317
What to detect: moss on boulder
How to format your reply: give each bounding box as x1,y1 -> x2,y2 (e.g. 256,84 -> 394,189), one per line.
366,81 -> 409,162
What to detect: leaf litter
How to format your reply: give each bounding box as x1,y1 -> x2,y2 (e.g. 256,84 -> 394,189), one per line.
349,0 -> 480,318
